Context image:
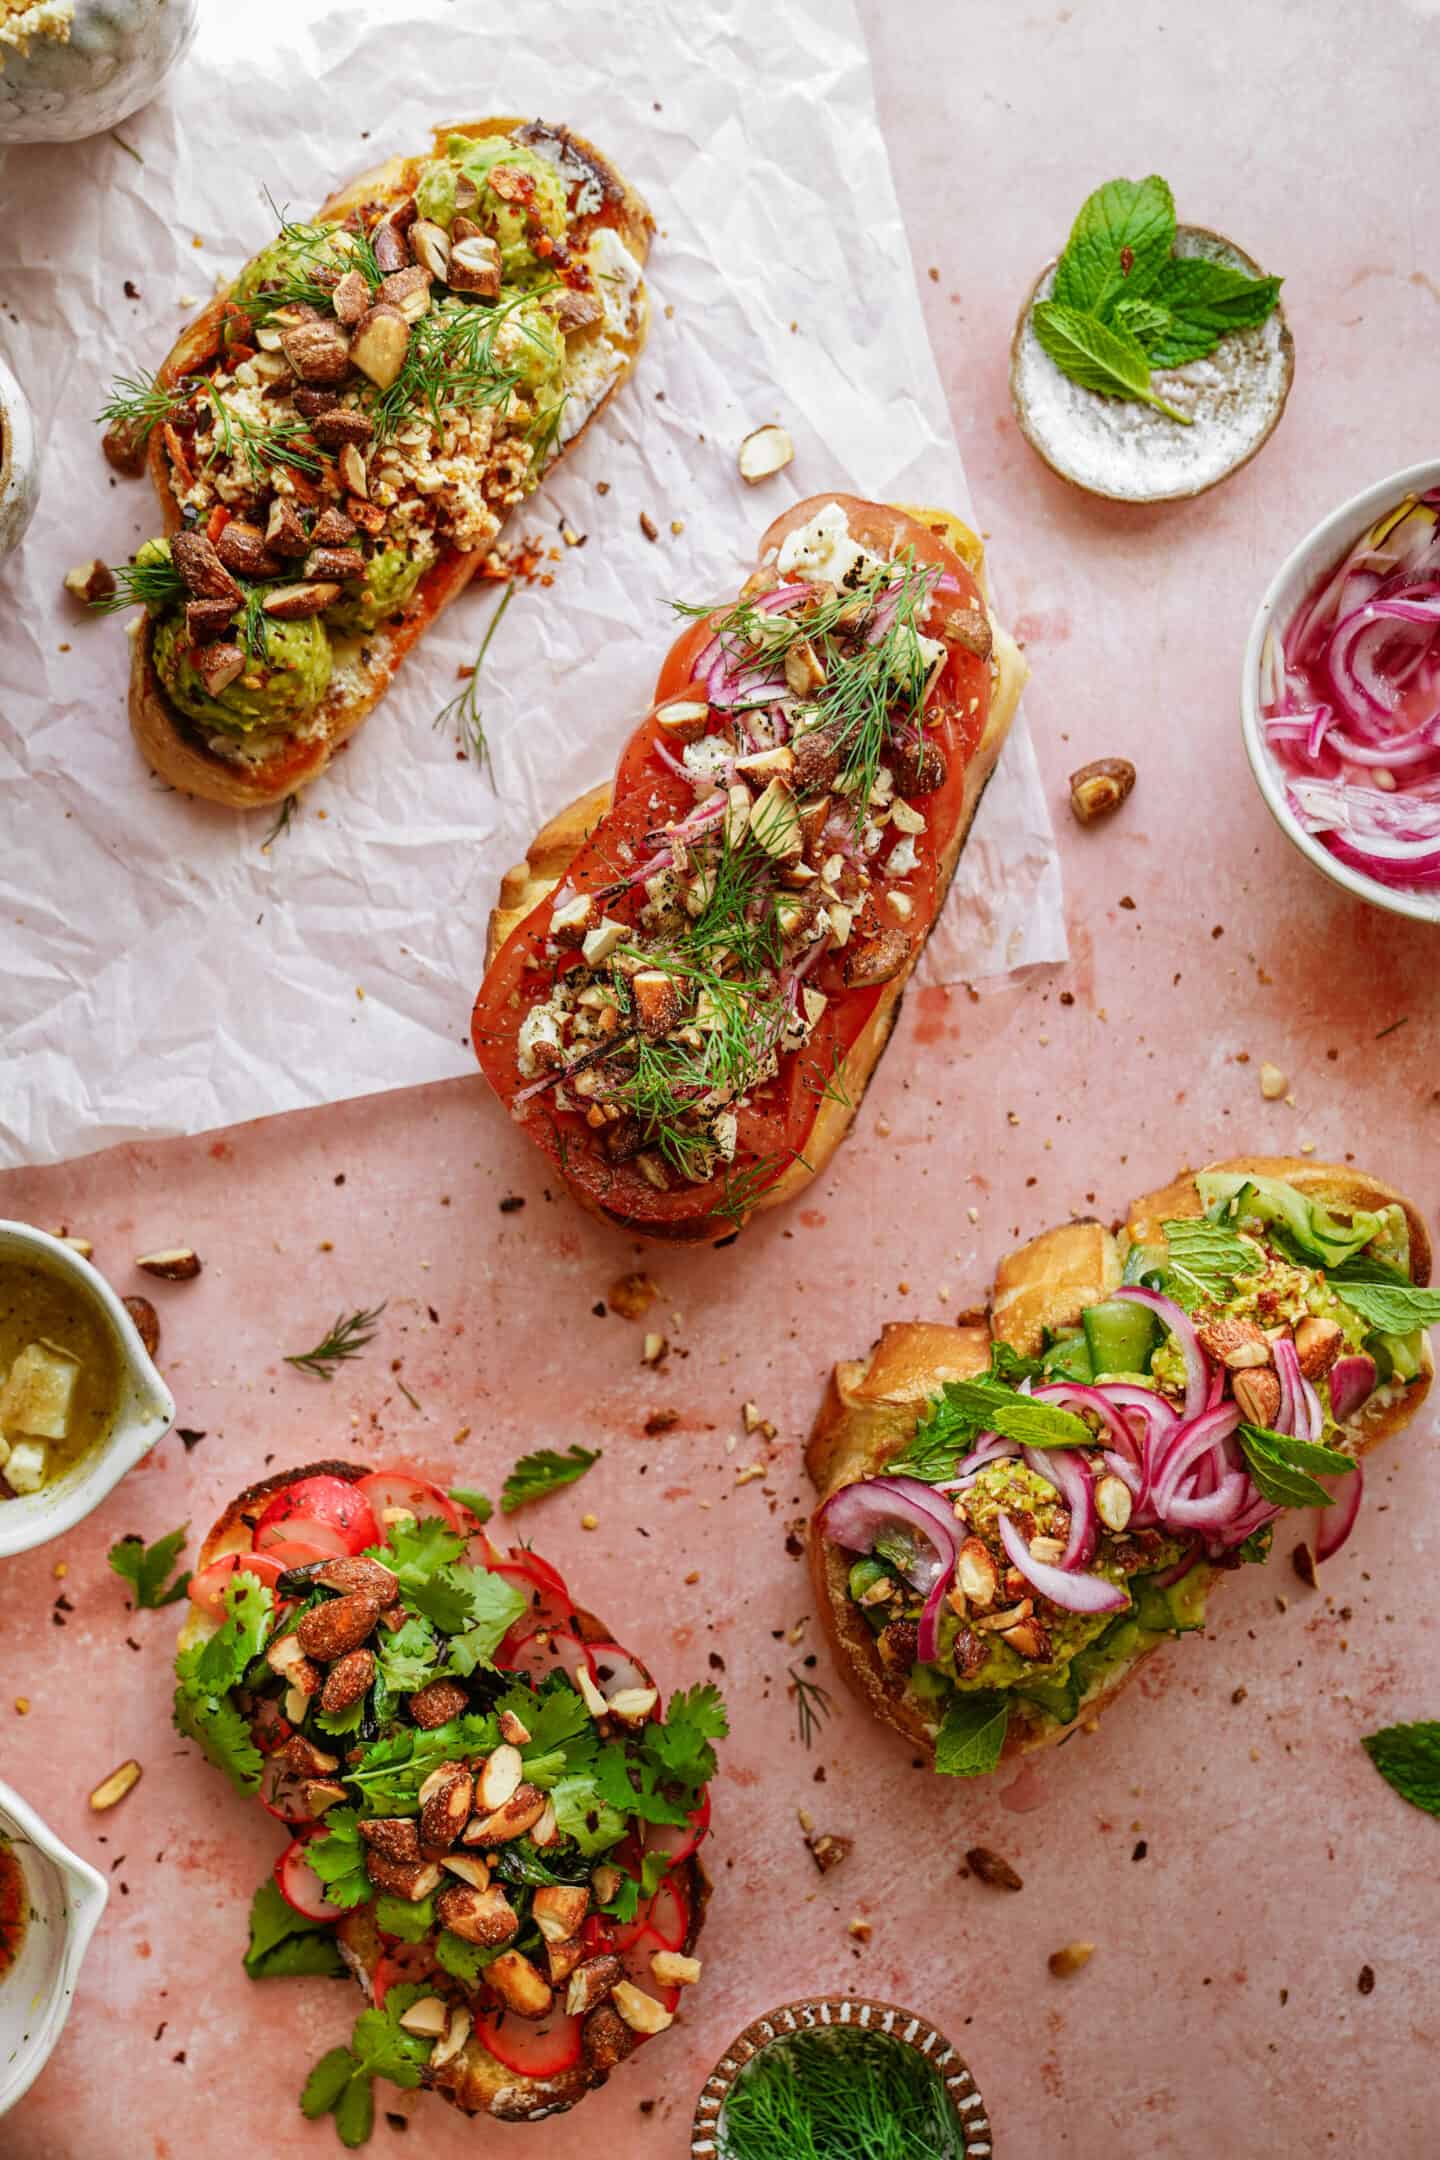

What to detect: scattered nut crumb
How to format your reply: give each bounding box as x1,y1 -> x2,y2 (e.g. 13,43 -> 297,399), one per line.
737,423 -> 795,485
641,1332 -> 667,1366
1048,1941 -> 1095,1978
135,1247 -> 201,1281
808,1833 -> 852,1874
847,1916 -> 872,1943
742,1401 -> 762,1433
90,1759 -> 142,1812
580,1514 -> 599,1532
1231,1685 -> 1248,1705
15,1698 -> 30,1715
1069,757 -> 1135,825
734,1463 -> 766,1486
1357,1964 -> 1375,1995
638,511 -> 659,542
122,1294 -> 160,1360
63,559 -> 117,606
1259,1062 -> 1288,1100
965,1846 -> 1024,1892
609,1272 -> 658,1321
1291,1542 -> 1318,1589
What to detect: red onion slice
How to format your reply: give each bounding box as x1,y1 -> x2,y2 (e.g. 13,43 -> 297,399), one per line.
819,1475 -> 958,1597
1151,1403 -> 1242,1519
1113,1286 -> 1209,1418
1328,1354 -> 1377,1424
1312,1458 -> 1364,1563
996,1513 -> 1127,1614
1032,1381 -> 1140,1461
1021,1446 -> 1097,1569
1164,1470 -> 1250,1530
1273,1338 -> 1322,1442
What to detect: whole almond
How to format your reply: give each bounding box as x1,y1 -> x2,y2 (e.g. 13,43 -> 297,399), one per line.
316,1554 -> 399,1603
296,1590 -> 381,1661
320,1645 -> 375,1715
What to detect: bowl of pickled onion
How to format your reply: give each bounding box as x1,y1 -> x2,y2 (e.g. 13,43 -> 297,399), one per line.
1242,459 -> 1440,924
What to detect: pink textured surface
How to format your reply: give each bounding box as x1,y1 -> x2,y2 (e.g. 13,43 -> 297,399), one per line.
4,3 -> 1439,2156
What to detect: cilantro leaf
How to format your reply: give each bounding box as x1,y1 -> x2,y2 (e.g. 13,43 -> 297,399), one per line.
446,1567 -> 530,1674
306,1810 -> 372,1909
1161,1217 -> 1263,1308
244,1878 -> 346,1980
448,1486 -> 493,1523
1237,1424 -> 1355,1510
373,1516 -> 469,1628
301,2047 -> 359,2122
108,1523 -> 191,1608
1051,174 -> 1176,316
935,1693 -> 1010,1778
593,1742 -> 690,1829
375,1613 -> 442,1696
172,1574 -> 275,1791
436,1929 -> 504,1984
346,1715 -> 499,1815
890,1377 -> 1088,1482
301,1988 -> 432,2152
501,1444 -> 601,1514
1362,1721 -> 1440,1818
372,1891 -> 436,1943
647,1683 -> 728,1788
351,1993 -> 433,2086
172,1675 -> 263,1791
552,1769 -> 629,1853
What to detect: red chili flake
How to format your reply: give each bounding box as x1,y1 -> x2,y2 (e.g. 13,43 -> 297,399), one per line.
1120,245 -> 1135,276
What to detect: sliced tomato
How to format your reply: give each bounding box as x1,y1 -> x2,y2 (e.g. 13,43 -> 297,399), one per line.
641,1790 -> 710,1871
275,1836 -> 336,1923
253,1476 -> 379,1561
495,1624 -> 599,1689
371,1941 -> 437,2007
357,1468 -> 461,1538
585,1641 -> 659,1712
476,2006 -> 583,2080
258,1758 -> 317,1826
186,1550 -> 289,1622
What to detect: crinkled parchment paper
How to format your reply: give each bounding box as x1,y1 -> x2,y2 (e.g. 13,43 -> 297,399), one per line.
0,0 -> 1064,1170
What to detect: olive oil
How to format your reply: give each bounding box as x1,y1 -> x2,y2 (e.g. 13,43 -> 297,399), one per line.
0,1258 -> 121,1494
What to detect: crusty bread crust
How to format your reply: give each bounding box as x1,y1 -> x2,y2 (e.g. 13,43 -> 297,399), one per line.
806,1158 -> 1435,1770
481,502 -> 1027,1241
178,1458 -> 708,2124
131,118 -> 653,808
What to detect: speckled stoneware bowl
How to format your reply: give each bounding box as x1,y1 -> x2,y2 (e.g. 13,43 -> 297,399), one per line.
691,1995 -> 993,2159
0,0 -> 199,143
1011,225 -> 1293,504
0,351 -> 40,564
0,1780 -> 108,2116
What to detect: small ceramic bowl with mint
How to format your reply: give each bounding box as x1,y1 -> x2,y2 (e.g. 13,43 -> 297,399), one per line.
1010,175 -> 1293,504
691,1994 -> 993,2160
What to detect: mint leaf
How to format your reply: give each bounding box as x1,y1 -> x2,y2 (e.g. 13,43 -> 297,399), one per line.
1032,302 -> 1191,425
448,1486 -> 493,1523
895,1378 -> 1089,1476
985,1341 -> 1046,1386
1237,1424 -> 1355,1509
1141,256 -> 1282,365
1362,1722 -> 1440,1818
108,1523 -> 191,1608
306,1810 -> 372,1909
501,1444 -> 601,1514
1110,295 -> 1172,349
244,1878 -> 346,1980
935,1693 -> 1010,1778
1328,1276 -> 1440,1336
1161,1217 -> 1263,1307
1052,174 -> 1176,315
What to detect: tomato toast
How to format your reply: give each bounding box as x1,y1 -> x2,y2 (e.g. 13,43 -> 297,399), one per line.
175,1460 -> 719,2129
472,493 -> 1027,1240
105,119 -> 651,808
807,1158 -> 1436,1775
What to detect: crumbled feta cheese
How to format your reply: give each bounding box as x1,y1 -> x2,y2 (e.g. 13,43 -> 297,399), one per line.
3,1439 -> 47,1495
887,835 -> 920,877
888,624 -> 947,679
587,228 -> 646,340
516,1002 -> 564,1078
682,736 -> 732,785
776,501 -> 883,589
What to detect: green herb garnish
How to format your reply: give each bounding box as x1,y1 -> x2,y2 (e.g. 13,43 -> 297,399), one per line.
433,578 -> 516,770
91,549 -> 188,616
935,1691 -> 1010,1779
1362,1721 -> 1440,1819
108,1522 -> 190,1608
261,793 -> 298,851
1034,174 -> 1282,425
1161,1216 -> 1263,1309
284,1303 -> 386,1379
244,1877 -> 347,1980
301,1986 -> 432,2150
500,1443 -> 601,1513
1236,1423 -> 1355,1510
1325,1256 -> 1440,1337
172,1573 -> 276,1791
720,2026 -> 965,2160
96,366 -> 191,450
203,386 -> 321,481
448,1485 -> 493,1522
890,1375 -> 1088,1480
790,1664 -> 834,1750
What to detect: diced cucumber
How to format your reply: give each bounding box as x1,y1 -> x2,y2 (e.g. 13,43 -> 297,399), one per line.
1122,1242 -> 1167,1286
1082,1298 -> 1158,1378
848,1556 -> 891,1605
1379,1329 -> 1424,1381
1041,1328 -> 1094,1383
1017,1672 -> 1081,1726
1131,1567 -> 1209,1637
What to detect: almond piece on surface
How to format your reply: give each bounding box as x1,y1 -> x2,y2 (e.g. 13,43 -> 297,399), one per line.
409,219 -> 451,281
349,304 -> 410,391
486,1949 -> 553,2019
611,1979 -> 673,2035
738,423 -> 795,485
447,235 -> 502,298
89,1759 -> 141,1812
475,1744 -> 523,1813
135,1248 -> 201,1281
1049,1940 -> 1096,1979
397,1995 -> 449,2037
262,580 -> 342,622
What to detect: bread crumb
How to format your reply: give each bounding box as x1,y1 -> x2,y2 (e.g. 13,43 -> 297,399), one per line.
1260,1062 -> 1288,1099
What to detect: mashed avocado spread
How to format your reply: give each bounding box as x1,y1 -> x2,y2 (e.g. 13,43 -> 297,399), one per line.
153,604 -> 332,734
416,136 -> 568,281
324,547 -> 425,636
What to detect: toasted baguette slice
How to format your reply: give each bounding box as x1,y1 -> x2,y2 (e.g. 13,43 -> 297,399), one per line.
130,118 -> 652,808
807,1157 -> 1434,1770
482,502 -> 1027,1241
179,1459 -> 708,2124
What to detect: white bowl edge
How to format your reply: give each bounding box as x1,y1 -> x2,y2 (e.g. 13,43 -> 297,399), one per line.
0,1221 -> 176,1559
1240,455 -> 1440,926
0,1780 -> 108,2117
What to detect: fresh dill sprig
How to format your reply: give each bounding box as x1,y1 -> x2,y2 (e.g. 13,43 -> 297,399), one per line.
370,285 -> 556,444
91,551 -> 189,615
789,1663 -> 834,1750
812,1043 -> 853,1111
96,367 -> 192,448
721,2027 -> 963,2160
433,580 -> 516,770
284,1304 -> 386,1380
711,1151 -> 794,1230
246,198 -> 384,324
262,794 -> 298,850
609,956 -> 787,1184
203,387 -> 321,481
238,585 -> 272,664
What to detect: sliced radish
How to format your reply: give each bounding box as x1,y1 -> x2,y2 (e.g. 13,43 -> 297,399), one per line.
370,1942 -> 437,2007
641,1791 -> 710,1871
251,1698 -> 294,1757
275,1836 -> 336,1923
502,1547 -> 572,1605
258,1759 -> 317,1826
495,1625 -> 599,1688
253,1476 -> 379,1560
255,1539 -> 339,1573
489,1561 -> 575,1638
586,1640 -> 660,1711
357,1469 -> 460,1537
186,1550 -> 289,1622
645,1875 -> 690,1952
476,2007 -> 583,2080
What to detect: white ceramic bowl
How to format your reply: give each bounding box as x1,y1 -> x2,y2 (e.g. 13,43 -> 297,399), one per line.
0,351 -> 41,564
1241,457 -> 1440,927
0,1222 -> 175,1559
0,1780 -> 107,2116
